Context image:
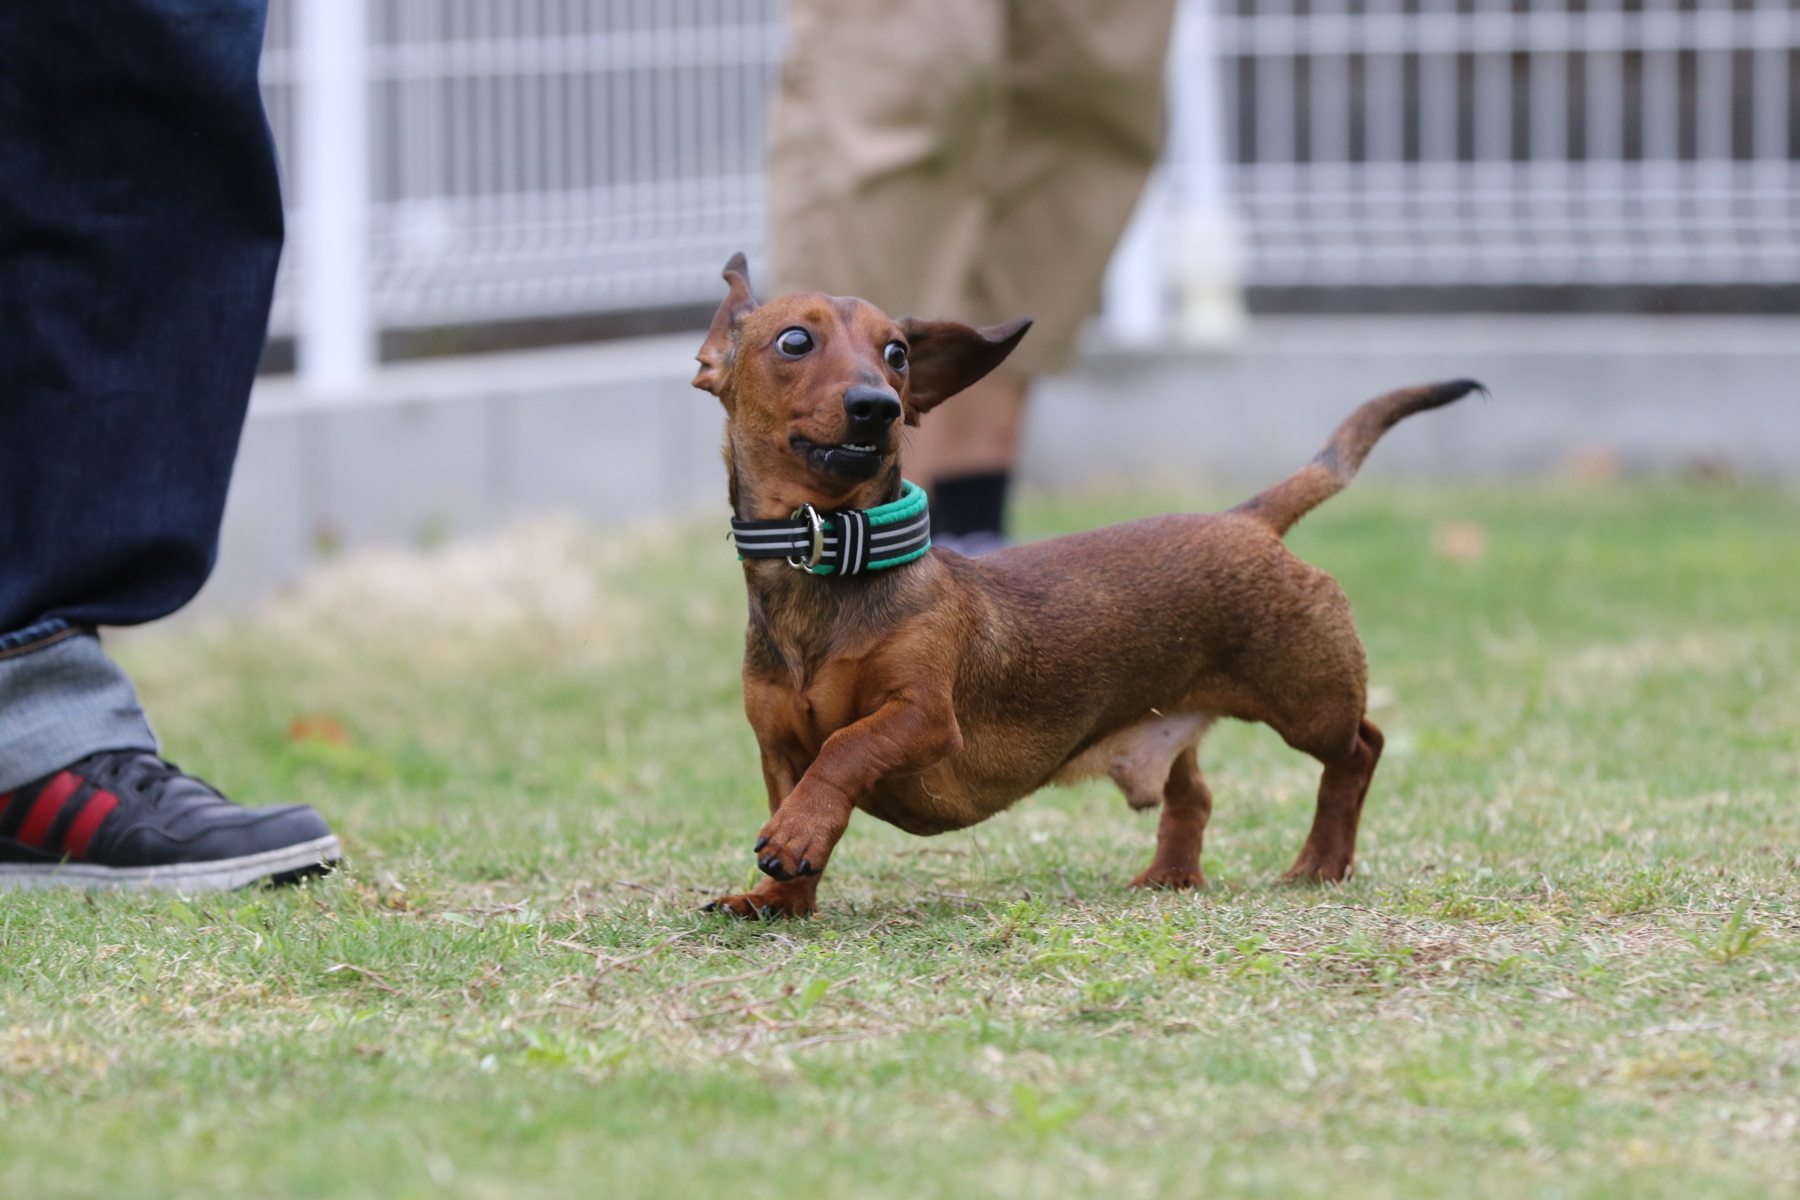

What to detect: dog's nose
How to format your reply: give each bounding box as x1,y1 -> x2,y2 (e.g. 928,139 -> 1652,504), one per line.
843,385 -> 902,433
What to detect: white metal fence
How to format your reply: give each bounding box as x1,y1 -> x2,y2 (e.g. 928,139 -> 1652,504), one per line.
259,0 -> 1800,388
259,0 -> 781,382
1216,0 -> 1800,286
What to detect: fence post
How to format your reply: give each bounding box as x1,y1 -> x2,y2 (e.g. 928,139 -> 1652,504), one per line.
298,0 -> 373,396
1168,0 -> 1245,344
1102,0 -> 1244,346
1101,170 -> 1171,346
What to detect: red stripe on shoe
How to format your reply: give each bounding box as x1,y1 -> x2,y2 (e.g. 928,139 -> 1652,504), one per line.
62,789 -> 121,861
16,771 -> 81,847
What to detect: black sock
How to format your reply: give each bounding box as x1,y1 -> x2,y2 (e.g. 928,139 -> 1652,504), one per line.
931,471 -> 1010,537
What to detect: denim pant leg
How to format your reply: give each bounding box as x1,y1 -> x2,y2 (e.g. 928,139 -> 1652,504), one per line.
0,0 -> 282,634
0,0 -> 280,781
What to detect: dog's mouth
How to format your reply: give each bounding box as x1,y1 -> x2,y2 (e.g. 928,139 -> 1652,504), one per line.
790,435 -> 888,481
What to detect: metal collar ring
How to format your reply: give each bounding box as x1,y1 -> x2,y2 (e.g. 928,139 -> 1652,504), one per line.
786,503 -> 825,572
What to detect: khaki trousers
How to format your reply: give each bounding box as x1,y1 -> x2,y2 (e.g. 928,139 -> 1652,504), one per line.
768,0 -> 1177,377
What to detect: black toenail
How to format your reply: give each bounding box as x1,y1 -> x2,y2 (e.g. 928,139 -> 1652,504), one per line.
754,837 -> 769,851
798,859 -> 812,875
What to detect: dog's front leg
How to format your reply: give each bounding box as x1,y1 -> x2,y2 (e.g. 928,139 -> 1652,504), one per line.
705,746 -> 819,918
753,690 -> 961,885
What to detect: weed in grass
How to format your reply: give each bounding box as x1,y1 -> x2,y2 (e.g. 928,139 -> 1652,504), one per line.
1687,900 -> 1770,963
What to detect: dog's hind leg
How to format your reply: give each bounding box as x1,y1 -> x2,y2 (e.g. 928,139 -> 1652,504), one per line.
1129,747 -> 1213,890
1282,717 -> 1384,883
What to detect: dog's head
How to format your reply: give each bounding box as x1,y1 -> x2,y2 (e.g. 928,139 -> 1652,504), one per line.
694,253 -> 1030,515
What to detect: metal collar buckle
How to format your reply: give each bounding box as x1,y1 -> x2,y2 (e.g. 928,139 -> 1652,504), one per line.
786,503 -> 825,572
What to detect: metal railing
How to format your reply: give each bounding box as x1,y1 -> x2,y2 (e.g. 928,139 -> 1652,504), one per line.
260,0 -> 781,389
260,0 -> 1800,390
1214,0 -> 1800,286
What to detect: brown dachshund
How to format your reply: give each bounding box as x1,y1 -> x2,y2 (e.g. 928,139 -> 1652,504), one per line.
692,253 -> 1479,917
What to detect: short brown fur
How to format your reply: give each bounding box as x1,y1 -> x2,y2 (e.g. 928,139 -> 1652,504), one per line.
692,253 -> 1480,917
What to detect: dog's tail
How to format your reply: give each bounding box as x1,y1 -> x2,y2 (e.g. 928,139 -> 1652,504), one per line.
1230,379 -> 1485,537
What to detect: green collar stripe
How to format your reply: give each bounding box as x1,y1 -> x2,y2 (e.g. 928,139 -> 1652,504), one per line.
855,479 -> 928,526
730,480 -> 932,576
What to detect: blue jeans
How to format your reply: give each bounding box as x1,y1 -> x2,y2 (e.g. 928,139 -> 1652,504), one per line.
0,0 -> 281,789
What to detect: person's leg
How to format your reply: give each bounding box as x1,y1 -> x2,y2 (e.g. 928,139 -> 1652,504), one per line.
771,0 -> 1174,361
0,627 -> 157,795
0,0 -> 281,639
767,0 -> 1007,321
910,0 -> 1178,547
0,0 -> 337,888
770,0 -> 1175,545
976,0 -> 1178,375
900,370 -> 1029,553
768,0 -> 1021,546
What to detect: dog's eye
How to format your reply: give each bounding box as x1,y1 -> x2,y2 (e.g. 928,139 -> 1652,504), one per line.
883,341 -> 908,371
776,328 -> 814,357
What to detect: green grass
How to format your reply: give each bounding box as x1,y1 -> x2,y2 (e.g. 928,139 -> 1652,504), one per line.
4,479 -> 1799,1198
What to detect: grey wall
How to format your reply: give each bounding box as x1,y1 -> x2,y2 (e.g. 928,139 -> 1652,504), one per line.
199,316 -> 1800,610
207,336 -> 727,609
1024,316 -> 1800,489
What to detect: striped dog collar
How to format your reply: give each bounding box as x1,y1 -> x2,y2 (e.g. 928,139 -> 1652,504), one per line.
730,480 -> 931,576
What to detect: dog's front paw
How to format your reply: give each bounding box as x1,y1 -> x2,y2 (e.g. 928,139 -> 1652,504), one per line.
752,816 -> 836,882
703,893 -> 810,919
703,893 -> 773,919
702,877 -> 817,919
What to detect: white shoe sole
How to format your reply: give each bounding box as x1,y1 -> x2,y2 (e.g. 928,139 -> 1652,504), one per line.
0,835 -> 341,892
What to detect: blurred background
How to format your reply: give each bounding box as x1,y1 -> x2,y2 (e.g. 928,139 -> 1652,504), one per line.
211,0 -> 1800,607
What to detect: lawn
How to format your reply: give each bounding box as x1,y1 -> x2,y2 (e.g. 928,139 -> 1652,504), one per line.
3,479 -> 1797,1198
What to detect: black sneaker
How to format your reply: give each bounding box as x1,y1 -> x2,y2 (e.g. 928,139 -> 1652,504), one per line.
0,750 -> 339,891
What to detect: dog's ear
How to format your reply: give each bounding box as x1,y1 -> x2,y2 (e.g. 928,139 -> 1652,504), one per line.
898,317 -> 1033,422
694,253 -> 757,395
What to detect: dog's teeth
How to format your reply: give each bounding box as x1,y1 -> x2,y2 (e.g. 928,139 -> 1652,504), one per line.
844,444 -> 877,453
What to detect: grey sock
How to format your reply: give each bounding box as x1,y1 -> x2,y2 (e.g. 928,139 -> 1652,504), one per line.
0,631 -> 158,791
